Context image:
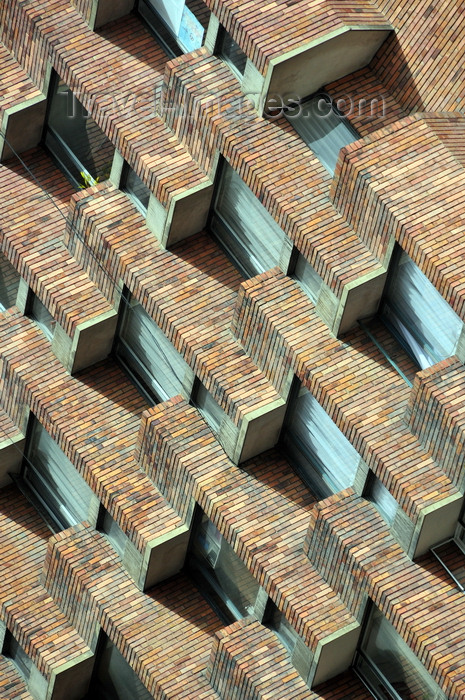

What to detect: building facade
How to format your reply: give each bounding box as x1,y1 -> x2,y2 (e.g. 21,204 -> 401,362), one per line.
0,0 -> 464,698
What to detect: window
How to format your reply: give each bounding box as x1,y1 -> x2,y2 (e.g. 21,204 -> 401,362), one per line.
137,0 -> 205,56
43,72 -> 114,188
281,384 -> 361,499
22,417 -> 94,531
86,634 -> 153,700
355,604 -> 447,700
292,251 -> 324,305
210,160 -> 287,278
115,292 -> 192,404
191,380 -> 227,435
188,511 -> 259,622
381,246 -> 463,370
264,601 -> 300,655
285,93 -> 359,174
430,538 -> 465,594
99,508 -> 128,560
3,632 -> 33,682
0,253 -> 20,311
29,295 -> 56,340
121,164 -> 151,213
365,473 -> 398,526
217,28 -> 247,77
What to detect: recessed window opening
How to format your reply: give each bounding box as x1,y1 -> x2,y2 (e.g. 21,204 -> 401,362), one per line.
380,246 -> 463,370
364,472 -> 398,526
354,604 -> 448,700
114,291 -> 191,405
291,249 -> 325,305
85,633 -> 153,700
216,27 -> 247,77
264,600 -> 300,655
280,382 -> 360,499
209,159 -> 287,279
29,294 -> 56,341
121,164 -> 151,213
137,0 -> 205,56
284,92 -> 359,174
0,253 -> 20,311
43,72 -> 115,189
21,417 -> 94,532
2,632 -> 33,682
187,510 -> 259,623
191,379 -> 227,435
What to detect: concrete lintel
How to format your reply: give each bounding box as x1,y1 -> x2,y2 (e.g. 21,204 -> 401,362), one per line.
52,309 -> 118,374
264,27 -> 391,111
204,12 -> 220,53
1,95 -> 47,161
410,493 -> 464,558
142,523 -> 192,590
47,650 -> 94,700
147,181 -> 215,248
236,398 -> 287,464
309,620 -> 361,687
334,268 -> 387,335
117,517 -> 194,590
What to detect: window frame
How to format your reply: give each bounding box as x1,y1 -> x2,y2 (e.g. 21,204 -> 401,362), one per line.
42,71 -> 114,189
215,26 -> 248,78
19,414 -> 94,533
279,378 -> 361,499
186,506 -> 260,624
284,91 -> 360,174
208,157 -> 288,280
379,244 -> 463,370
113,288 -> 193,406
136,0 -> 206,57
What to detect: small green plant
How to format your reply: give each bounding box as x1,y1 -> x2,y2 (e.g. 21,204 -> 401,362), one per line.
79,171 -> 99,189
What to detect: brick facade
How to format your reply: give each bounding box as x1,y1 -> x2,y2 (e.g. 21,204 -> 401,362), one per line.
0,0 -> 464,698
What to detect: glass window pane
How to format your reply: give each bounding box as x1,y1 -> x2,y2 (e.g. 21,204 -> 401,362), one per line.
145,0 -> 184,36
193,382 -> 226,434
282,386 -> 360,498
138,0 -> 204,55
31,295 -> 56,340
218,29 -> 247,76
25,419 -> 94,530
88,636 -> 153,700
123,167 -> 151,212
211,162 -> 286,278
177,5 -> 205,52
45,76 -> 114,187
5,635 -> 33,682
359,606 -> 447,700
101,510 -> 127,559
190,514 -> 259,620
268,604 -> 299,654
286,94 -> 359,174
0,254 -> 20,311
382,249 -> 463,369
116,298 -> 191,403
293,252 -> 324,304
366,474 -> 398,525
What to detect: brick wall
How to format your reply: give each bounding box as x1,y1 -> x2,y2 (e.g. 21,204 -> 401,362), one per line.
406,357 -> 465,491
